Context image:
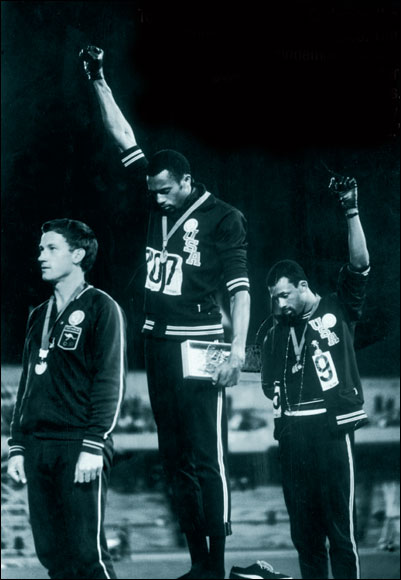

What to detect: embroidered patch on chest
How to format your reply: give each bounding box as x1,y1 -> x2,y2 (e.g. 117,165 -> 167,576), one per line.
57,325 -> 82,350
308,314 -> 340,346
183,219 -> 201,266
68,310 -> 85,326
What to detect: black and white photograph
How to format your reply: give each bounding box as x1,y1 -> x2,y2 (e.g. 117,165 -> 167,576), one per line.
1,2 -> 400,579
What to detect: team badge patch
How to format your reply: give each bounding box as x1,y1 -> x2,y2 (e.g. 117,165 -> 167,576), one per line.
183,218 -> 201,266
184,218 -> 198,232
322,313 -> 337,329
309,313 -> 340,346
68,310 -> 85,326
58,325 -> 82,350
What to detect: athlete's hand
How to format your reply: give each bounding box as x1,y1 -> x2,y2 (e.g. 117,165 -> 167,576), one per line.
79,45 -> 104,81
329,175 -> 358,214
74,451 -> 103,484
7,455 -> 27,484
212,347 -> 245,388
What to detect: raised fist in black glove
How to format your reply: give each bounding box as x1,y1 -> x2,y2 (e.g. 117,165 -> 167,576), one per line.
329,175 -> 358,215
79,45 -> 104,81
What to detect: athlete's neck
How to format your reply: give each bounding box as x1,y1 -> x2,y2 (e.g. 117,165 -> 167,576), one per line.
302,291 -> 320,318
53,271 -> 86,311
176,187 -> 198,212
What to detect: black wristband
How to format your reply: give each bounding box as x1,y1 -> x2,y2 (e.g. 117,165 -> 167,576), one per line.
87,70 -> 104,81
346,211 -> 359,219
348,262 -> 370,274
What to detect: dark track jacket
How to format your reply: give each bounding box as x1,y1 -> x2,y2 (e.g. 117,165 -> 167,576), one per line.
8,286 -> 126,457
262,264 -> 370,436
120,145 -> 250,340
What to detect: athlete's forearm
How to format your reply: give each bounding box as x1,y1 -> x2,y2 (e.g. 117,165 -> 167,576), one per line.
213,290 -> 250,388
347,215 -> 369,271
92,79 -> 137,152
328,175 -> 370,271
84,300 -> 126,448
230,290 -> 250,364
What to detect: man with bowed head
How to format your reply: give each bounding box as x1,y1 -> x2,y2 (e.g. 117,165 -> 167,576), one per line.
80,45 -> 251,579
230,175 -> 369,580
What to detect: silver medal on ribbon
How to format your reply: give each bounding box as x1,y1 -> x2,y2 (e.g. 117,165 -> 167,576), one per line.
35,348 -> 49,375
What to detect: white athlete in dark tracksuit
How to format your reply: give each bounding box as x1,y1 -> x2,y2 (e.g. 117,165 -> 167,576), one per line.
8,219 -> 126,580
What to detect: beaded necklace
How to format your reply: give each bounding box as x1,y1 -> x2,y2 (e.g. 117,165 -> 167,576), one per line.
281,296 -> 322,415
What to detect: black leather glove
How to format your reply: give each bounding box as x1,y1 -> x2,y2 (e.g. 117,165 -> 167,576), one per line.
329,175 -> 358,214
79,45 -> 104,81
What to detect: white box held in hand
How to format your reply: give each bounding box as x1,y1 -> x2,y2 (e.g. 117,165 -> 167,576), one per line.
181,340 -> 231,380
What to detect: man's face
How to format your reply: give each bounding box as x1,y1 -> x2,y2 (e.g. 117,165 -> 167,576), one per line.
269,277 -> 307,321
147,170 -> 191,212
38,231 -> 80,283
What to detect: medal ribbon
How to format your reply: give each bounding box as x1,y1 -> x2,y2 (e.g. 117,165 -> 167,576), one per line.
289,325 -> 308,366
289,297 -> 321,365
161,191 -> 211,255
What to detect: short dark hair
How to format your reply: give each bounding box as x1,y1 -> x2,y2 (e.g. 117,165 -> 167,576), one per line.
146,149 -> 191,183
266,259 -> 308,289
41,219 -> 98,273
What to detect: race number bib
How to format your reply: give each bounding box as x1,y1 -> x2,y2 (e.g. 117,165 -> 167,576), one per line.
272,381 -> 282,418
145,247 -> 183,296
312,350 -> 339,391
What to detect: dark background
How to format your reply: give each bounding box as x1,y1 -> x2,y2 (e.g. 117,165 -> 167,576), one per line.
2,1 -> 400,372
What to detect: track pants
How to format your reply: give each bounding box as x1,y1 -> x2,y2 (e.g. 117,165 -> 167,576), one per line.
145,336 -> 231,536
24,436 -> 116,579
278,414 -> 360,579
